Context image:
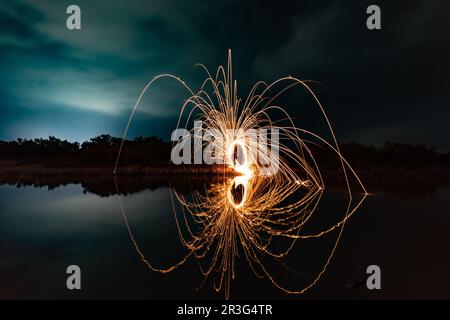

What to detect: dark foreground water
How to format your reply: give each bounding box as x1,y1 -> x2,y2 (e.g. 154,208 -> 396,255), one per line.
0,180 -> 449,299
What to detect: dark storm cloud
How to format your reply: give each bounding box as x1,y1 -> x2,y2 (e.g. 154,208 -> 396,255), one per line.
250,0 -> 450,147
0,0 -> 448,148
0,0 -> 197,141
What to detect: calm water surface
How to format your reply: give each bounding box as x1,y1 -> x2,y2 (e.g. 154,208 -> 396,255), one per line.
0,181 -> 449,299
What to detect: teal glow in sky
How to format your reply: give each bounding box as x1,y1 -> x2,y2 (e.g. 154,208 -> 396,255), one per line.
1,0 -> 449,150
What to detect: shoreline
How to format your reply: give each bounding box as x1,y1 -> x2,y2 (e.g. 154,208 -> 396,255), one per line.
1,161 -> 449,187
1,161 -> 449,198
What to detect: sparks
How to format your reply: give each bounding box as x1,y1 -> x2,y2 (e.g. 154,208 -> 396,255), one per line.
115,50 -> 368,299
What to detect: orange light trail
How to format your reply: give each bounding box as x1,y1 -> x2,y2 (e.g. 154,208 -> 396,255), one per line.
115,50 -> 368,299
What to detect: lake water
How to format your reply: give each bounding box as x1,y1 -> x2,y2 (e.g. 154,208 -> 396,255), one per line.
0,181 -> 449,299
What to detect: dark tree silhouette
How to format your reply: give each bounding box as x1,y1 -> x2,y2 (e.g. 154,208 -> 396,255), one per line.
0,136 -> 448,168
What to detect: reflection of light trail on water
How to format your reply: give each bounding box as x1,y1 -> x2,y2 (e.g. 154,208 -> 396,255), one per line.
114,51 -> 368,299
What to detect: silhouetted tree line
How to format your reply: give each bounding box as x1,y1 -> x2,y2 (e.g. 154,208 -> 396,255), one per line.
0,135 -> 448,168
311,141 -> 450,169
0,135 -> 171,167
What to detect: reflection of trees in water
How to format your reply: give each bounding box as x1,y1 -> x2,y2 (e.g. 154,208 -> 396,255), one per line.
1,135 -> 449,199
0,175 -> 220,197
1,167 -> 449,199
362,168 -> 450,199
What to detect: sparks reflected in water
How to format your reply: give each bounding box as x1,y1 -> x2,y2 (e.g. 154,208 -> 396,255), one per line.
115,51 -> 367,299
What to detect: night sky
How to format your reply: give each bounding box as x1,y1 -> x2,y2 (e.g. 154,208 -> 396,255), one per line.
0,0 -> 449,150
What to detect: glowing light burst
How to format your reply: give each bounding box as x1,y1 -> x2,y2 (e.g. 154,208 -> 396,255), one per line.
115,50 -> 368,299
